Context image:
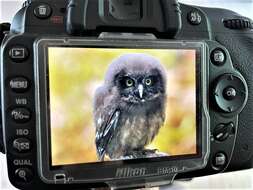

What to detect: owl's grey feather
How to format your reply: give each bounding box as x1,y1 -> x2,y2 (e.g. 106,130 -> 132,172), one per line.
93,53 -> 167,160
93,86 -> 121,160
95,109 -> 120,160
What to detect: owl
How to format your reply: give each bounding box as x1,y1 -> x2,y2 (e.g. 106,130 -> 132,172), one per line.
93,53 -> 167,161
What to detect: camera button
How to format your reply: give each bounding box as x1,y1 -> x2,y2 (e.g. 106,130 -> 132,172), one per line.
9,46 -> 29,62
13,138 -> 31,153
211,48 -> 226,66
213,152 -> 227,170
15,168 -> 33,183
9,77 -> 30,93
10,108 -> 31,123
34,4 -> 52,19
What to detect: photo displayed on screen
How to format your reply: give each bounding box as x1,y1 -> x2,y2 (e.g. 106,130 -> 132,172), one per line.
48,47 -> 197,166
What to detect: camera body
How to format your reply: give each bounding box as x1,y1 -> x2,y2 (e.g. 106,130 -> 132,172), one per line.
0,0 -> 253,189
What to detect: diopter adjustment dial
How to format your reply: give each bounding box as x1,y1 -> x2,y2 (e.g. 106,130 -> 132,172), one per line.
223,18 -> 253,30
214,74 -> 247,113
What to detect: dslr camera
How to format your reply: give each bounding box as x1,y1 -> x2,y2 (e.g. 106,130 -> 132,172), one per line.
0,0 -> 252,189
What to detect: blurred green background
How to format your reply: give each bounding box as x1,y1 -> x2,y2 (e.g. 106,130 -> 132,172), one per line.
48,48 -> 196,166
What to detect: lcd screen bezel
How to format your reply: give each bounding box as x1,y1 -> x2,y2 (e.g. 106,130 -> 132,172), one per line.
34,38 -> 209,184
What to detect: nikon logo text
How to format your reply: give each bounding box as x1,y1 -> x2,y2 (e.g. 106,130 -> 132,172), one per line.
116,167 -> 147,178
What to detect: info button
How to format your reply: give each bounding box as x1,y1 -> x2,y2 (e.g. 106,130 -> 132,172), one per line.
9,77 -> 30,93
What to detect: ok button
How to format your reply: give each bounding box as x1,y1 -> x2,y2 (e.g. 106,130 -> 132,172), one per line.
223,86 -> 237,100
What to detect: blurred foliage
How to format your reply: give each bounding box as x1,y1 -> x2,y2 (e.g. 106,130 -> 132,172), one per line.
48,48 -> 196,166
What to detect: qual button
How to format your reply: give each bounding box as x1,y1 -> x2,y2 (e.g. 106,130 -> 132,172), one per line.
15,168 -> 33,183
10,108 -> 31,123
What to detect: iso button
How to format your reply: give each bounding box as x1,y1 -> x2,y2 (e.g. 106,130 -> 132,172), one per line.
11,108 -> 31,124
9,77 -> 30,93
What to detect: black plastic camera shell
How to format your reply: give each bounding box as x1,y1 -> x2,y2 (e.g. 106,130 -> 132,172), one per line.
0,0 -> 253,189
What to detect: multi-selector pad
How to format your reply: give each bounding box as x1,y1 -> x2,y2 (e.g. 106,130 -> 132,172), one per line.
214,74 -> 247,113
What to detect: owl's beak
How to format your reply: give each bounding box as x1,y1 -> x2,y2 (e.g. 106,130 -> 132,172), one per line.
138,84 -> 144,99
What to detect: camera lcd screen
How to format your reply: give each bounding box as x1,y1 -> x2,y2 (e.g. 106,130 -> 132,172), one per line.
47,47 -> 198,167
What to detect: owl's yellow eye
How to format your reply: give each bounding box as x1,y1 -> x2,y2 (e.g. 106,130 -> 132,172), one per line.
126,79 -> 134,87
145,78 -> 152,86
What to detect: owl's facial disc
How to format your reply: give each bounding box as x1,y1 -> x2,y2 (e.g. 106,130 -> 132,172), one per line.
116,73 -> 165,104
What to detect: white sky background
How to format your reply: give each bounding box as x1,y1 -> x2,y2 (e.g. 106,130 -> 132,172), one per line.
0,0 -> 253,190
181,0 -> 253,19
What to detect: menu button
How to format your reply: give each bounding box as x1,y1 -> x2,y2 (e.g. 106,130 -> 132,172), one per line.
9,77 -> 30,93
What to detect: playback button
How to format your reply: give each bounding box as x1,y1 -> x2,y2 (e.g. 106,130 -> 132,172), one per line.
10,108 -> 31,123
9,46 -> 29,62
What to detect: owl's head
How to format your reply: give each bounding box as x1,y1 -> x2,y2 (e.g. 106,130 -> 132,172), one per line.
105,53 -> 167,104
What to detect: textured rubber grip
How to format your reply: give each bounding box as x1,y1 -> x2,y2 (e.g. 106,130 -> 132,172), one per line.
216,33 -> 253,170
